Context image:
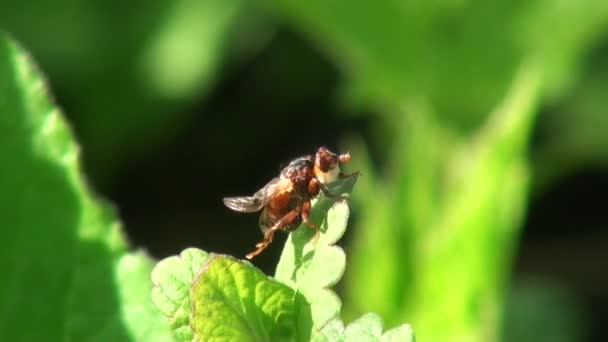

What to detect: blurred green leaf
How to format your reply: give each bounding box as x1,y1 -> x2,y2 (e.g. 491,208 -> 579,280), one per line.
261,0 -> 515,128
0,34 -> 170,342
140,0 -> 246,99
533,48 -> 608,191
110,252 -> 177,341
262,0 -> 608,131
501,277 -> 589,342
345,103 -> 449,323
0,0 -> 253,185
515,0 -> 608,99
345,62 -> 542,342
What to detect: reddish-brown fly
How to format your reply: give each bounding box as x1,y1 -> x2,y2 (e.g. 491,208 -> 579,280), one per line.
223,146 -> 358,259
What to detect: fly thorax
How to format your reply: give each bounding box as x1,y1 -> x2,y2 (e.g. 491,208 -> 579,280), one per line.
317,164 -> 340,184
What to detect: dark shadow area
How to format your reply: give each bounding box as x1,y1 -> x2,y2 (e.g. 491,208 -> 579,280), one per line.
516,168 -> 608,342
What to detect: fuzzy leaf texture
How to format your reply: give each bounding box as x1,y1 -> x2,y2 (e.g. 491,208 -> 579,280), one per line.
317,314 -> 415,342
274,176 -> 357,331
190,255 -> 312,342
274,175 -> 413,342
0,34 -> 170,341
151,249 -> 212,341
152,251 -> 312,342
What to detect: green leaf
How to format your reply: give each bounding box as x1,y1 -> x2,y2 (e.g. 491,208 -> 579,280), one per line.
140,0 -> 246,99
315,314 -> 415,342
0,30 -> 76,342
0,0 -> 253,185
190,254 -> 312,342
262,0 -> 608,129
0,34 -> 170,341
345,62 -> 542,341
274,176 -> 357,334
260,0 -> 517,128
151,248 -> 211,341
88,252 -> 174,342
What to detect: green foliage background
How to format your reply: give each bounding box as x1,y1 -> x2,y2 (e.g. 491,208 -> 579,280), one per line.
1,0 -> 607,341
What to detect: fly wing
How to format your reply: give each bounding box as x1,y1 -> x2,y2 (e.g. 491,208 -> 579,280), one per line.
223,196 -> 264,213
223,177 -> 281,213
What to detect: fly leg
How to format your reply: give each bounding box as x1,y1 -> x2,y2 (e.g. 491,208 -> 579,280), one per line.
339,170 -> 360,179
246,208 -> 300,259
301,200 -> 320,245
318,170 -> 360,201
319,183 -> 348,202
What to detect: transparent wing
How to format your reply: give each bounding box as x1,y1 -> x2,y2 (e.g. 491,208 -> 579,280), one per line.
223,177 -> 281,213
223,196 -> 264,213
